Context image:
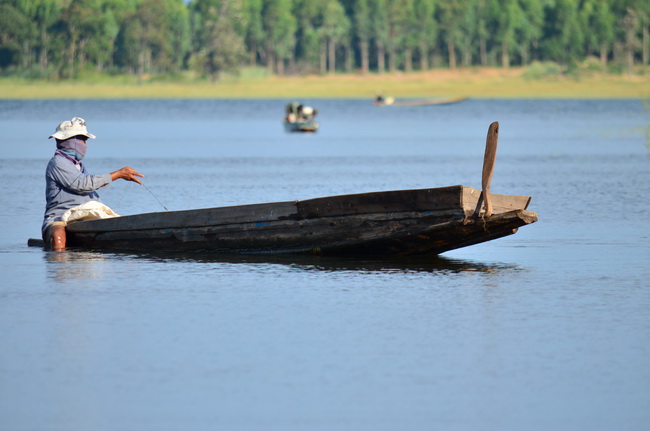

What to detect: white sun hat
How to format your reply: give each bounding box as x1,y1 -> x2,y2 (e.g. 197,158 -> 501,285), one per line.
302,106 -> 314,115
49,117 -> 96,140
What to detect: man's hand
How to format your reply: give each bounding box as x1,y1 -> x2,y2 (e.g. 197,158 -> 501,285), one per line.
111,167 -> 144,185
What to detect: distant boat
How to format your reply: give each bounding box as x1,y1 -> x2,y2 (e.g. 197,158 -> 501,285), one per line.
373,96 -> 468,106
284,102 -> 319,132
28,122 -> 537,256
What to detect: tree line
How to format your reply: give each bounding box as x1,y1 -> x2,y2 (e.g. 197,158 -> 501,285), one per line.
1,0 -> 648,82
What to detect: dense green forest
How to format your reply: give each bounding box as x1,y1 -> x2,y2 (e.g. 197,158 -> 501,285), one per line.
0,0 -> 648,82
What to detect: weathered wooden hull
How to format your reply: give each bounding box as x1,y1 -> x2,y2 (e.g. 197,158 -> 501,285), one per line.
64,185 -> 537,256
284,120 -> 319,132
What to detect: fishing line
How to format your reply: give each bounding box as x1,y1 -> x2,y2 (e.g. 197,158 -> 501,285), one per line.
142,182 -> 169,211
114,183 -> 129,212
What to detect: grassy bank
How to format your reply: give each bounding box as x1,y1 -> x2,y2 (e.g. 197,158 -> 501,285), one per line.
1,67 -> 648,99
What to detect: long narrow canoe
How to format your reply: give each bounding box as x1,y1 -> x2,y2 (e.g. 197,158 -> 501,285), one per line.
373,96 -> 468,107
56,185 -> 535,255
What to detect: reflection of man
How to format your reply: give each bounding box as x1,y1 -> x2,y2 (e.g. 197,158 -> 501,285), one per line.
45,251 -> 107,282
42,117 -> 144,251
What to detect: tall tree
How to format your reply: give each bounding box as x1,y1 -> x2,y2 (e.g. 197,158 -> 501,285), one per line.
57,0 -> 109,77
262,0 -> 296,74
630,0 -> 650,65
28,0 -> 61,72
394,0 -> 417,72
0,2 -> 30,70
436,1 -> 455,67
351,0 -> 372,73
12,0 -> 40,69
190,0 -> 245,81
473,0 -> 490,66
581,0 -> 615,65
385,0 -> 401,72
293,0 -> 323,72
370,0 -> 388,73
321,0 -> 350,73
637,0 -> 650,64
100,0 -> 132,70
457,0 -> 478,66
120,0 -> 172,83
516,0 -> 545,65
613,0 -> 650,66
437,0 -> 471,68
413,0 -> 436,70
540,0 -> 584,66
165,0 -> 191,72
621,7 -> 638,73
488,0 -> 519,67
243,0 -> 265,66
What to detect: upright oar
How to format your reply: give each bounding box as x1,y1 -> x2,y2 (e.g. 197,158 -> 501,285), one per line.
482,121 -> 499,218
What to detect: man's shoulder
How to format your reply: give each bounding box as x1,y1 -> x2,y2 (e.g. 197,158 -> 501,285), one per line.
47,153 -> 79,173
48,153 -> 67,167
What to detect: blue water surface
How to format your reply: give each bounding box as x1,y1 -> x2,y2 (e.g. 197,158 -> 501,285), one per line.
0,99 -> 649,431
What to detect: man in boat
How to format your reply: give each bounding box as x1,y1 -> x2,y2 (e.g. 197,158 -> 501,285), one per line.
285,102 -> 300,122
302,106 -> 317,121
285,103 -> 295,122
42,117 -> 144,251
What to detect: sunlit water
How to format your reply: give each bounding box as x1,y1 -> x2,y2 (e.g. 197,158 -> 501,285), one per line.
1,99 -> 649,431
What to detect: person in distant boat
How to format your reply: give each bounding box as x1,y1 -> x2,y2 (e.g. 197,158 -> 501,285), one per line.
285,102 -> 299,122
302,106 -> 317,121
42,117 -> 144,251
375,93 -> 384,103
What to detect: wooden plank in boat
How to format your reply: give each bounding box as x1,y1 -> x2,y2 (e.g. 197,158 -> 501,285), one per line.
297,186 -> 463,218
67,201 -> 300,233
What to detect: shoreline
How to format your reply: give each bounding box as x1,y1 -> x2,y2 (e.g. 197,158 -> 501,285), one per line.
1,67 -> 648,99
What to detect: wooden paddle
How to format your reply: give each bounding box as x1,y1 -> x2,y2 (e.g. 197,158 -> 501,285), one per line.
482,121 -> 499,218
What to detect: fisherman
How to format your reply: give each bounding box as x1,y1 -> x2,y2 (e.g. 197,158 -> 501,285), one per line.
285,101 -> 300,122
285,103 -> 295,122
301,106 -> 317,121
42,117 -> 144,251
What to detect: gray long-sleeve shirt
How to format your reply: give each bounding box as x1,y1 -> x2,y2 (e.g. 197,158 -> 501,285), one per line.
42,153 -> 112,237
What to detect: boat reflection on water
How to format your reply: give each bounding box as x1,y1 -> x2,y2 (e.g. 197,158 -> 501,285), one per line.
91,249 -> 522,275
41,244 -> 524,283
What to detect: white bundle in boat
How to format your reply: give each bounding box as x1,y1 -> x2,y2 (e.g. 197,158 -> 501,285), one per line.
61,201 -> 120,223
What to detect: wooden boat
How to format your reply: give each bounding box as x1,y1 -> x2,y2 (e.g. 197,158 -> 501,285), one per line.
373,96 -> 468,107
284,119 -> 319,132
29,122 -> 537,256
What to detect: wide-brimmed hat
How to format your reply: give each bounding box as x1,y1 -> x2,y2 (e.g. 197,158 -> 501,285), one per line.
49,117 -> 96,140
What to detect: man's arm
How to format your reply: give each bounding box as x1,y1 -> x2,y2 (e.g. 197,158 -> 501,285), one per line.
49,159 -> 111,193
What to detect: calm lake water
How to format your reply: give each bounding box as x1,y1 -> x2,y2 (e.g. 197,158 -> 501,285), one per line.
1,99 -> 649,431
